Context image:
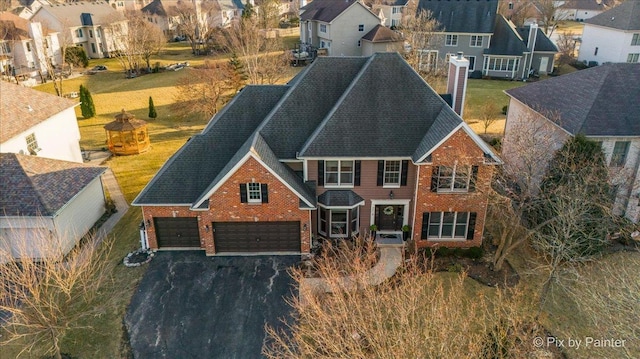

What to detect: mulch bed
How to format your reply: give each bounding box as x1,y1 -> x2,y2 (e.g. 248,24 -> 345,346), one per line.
429,255 -> 520,288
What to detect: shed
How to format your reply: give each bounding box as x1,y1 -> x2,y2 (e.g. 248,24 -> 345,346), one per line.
104,109 -> 150,155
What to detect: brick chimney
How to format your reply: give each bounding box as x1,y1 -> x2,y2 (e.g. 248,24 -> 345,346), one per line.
446,52 -> 469,117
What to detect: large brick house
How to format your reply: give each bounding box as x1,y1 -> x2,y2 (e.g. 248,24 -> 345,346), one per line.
133,53 -> 500,255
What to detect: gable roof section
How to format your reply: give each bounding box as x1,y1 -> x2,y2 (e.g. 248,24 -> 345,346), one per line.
301,0 -> 359,22
485,15 -> 527,56
141,0 -> 168,16
361,24 -> 403,42
37,2 -> 124,27
133,85 -> 289,205
299,53 -> 457,158
0,12 -> 31,40
585,0 -> 640,30
516,26 -> 558,52
418,0 -> 498,33
258,56 -> 369,159
505,63 -> 640,136
0,82 -> 77,143
560,0 -> 614,11
0,153 -> 106,217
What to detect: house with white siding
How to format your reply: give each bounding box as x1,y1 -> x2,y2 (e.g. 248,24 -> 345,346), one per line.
577,0 -> 640,65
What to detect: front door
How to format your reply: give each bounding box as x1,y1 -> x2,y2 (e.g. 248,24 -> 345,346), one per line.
375,205 -> 404,231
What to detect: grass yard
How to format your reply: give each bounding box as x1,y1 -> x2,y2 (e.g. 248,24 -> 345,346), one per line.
465,78 -> 527,135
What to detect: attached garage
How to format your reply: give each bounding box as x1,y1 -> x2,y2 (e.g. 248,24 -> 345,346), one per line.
213,221 -> 300,253
154,217 -> 201,248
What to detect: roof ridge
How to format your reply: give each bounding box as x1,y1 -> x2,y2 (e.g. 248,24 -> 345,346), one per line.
578,65 -> 613,134
297,54 -> 378,156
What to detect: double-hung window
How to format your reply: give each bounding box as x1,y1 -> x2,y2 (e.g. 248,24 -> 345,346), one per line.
358,24 -> 364,32
240,183 -> 268,203
627,53 -> 640,63
445,34 -> 458,46
331,210 -> 347,235
320,24 -> 326,33
319,207 -> 359,237
325,160 -> 354,186
384,160 -> 401,187
470,35 -> 483,47
610,141 -> 630,167
632,33 -> 640,46
26,133 -> 40,155
427,212 -> 470,239
434,165 -> 471,192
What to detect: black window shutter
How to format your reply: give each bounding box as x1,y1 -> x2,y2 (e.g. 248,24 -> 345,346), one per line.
430,166 -> 439,192
354,160 -> 361,186
377,160 -> 384,186
261,184 -> 269,203
421,212 -> 430,239
466,212 -> 477,240
469,166 -> 479,192
239,184 -> 247,203
318,161 -> 324,186
400,160 -> 409,186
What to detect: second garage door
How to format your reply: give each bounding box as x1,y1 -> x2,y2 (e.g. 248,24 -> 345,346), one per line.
213,221 -> 300,253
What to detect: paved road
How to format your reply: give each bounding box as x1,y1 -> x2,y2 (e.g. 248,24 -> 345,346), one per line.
125,252 -> 298,359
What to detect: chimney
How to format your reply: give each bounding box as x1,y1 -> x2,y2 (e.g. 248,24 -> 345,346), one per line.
446,52 -> 469,117
527,22 -> 538,52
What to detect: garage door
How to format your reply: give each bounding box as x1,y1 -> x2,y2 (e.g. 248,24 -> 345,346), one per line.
154,217 -> 201,248
213,221 -> 300,253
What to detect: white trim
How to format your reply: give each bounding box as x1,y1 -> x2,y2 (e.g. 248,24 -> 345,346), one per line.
411,165 -> 420,239
382,159 -> 402,187
317,201 -> 365,210
303,159 -> 308,181
369,199 -> 410,232
192,152 -> 315,209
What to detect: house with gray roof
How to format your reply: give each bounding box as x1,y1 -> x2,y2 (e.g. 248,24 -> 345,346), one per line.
30,1 -> 127,59
133,53 -> 500,256
0,81 -> 82,163
556,0 -> 616,22
416,0 -> 556,78
577,0 -> 640,65
0,153 -> 107,263
299,0 -> 384,56
502,63 -> 640,222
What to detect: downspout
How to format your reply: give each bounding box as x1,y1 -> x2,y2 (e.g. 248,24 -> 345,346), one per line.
411,164 -> 421,244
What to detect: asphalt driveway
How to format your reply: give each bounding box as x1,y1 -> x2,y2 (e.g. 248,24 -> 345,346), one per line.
125,251 -> 298,359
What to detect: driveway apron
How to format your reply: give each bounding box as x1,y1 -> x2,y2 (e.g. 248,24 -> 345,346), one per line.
125,251 -> 298,359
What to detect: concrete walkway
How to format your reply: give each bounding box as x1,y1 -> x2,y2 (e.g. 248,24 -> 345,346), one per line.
84,150 -> 129,242
299,245 -> 404,304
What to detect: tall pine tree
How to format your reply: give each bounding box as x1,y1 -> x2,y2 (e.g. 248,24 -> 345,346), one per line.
148,96 -> 157,119
79,85 -> 95,119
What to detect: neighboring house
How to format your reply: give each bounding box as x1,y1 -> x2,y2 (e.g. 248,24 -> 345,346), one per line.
0,81 -> 82,163
417,0 -> 557,78
372,0 -> 409,28
30,2 -> 127,59
502,63 -> 640,222
212,0 -> 244,28
141,0 -> 180,38
556,0 -> 615,22
360,24 -> 404,56
0,153 -> 106,263
299,0 -> 383,56
132,52 -> 500,255
0,12 -> 61,79
577,0 -> 640,65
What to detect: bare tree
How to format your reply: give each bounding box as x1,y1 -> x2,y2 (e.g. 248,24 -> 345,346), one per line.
400,6 -> 446,91
171,0 -> 216,55
555,31 -> 577,68
171,61 -> 233,120
498,0 -> 535,27
479,102 -> 499,134
257,0 -> 281,29
533,0 -> 567,36
264,240 -> 546,358
215,17 -> 288,85
110,11 -> 165,74
0,227 -> 115,359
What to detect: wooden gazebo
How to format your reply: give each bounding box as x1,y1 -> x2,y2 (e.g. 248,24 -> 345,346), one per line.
104,109 -> 150,155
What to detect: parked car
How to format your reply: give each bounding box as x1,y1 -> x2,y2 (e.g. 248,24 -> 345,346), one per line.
87,65 -> 107,75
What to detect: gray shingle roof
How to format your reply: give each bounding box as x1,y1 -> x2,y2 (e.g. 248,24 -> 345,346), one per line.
418,0 -> 498,33
0,153 -> 106,217
560,0 -> 615,12
505,63 -> 640,136
135,53 -> 500,206
301,0 -> 359,22
133,86 -> 289,205
485,15 -> 527,56
258,56 -> 369,159
1,81 -> 77,143
299,52 -> 458,158
318,190 -> 365,207
141,0 -> 167,16
516,27 -> 558,52
361,24 -> 403,42
585,0 -> 640,30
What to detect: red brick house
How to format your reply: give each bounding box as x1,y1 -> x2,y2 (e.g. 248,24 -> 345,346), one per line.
132,52 -> 501,255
